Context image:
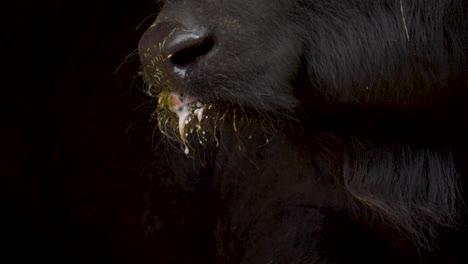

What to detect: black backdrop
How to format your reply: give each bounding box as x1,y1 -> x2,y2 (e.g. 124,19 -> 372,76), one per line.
1,1 -> 162,262
2,1 -> 468,263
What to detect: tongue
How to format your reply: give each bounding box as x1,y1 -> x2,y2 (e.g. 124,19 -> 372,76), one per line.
170,93 -> 197,109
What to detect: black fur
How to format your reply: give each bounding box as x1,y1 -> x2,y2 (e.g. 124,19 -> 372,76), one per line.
138,0 -> 467,263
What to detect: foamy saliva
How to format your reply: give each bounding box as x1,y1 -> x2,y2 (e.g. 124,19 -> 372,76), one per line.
168,94 -> 206,154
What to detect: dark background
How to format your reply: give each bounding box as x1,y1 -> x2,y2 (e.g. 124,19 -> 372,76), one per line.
2,1 -> 467,263
1,1 -> 162,262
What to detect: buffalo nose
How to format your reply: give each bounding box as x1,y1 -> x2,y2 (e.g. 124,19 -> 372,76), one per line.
139,22 -> 215,82
164,25 -> 215,67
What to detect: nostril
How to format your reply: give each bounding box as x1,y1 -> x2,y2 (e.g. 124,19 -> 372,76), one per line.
170,36 -> 215,66
164,27 -> 215,67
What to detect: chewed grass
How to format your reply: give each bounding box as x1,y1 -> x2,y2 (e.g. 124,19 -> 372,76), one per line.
153,91 -> 281,158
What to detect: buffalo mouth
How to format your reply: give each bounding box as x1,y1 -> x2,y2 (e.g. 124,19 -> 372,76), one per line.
166,92 -> 206,141
155,90 -> 280,156
156,91 -> 216,155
